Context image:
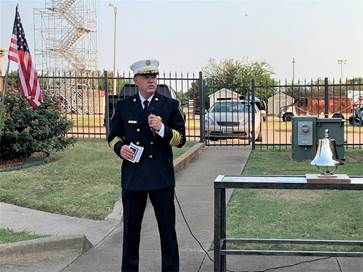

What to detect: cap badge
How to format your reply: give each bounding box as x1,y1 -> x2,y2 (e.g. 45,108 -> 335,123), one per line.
145,60 -> 151,66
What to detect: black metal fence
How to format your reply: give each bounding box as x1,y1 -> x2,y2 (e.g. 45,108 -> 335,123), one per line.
1,72 -> 362,148
255,78 -> 363,149
103,71 -> 202,143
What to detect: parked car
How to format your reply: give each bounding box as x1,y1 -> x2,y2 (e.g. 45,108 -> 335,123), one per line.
348,106 -> 363,126
241,96 -> 267,121
106,83 -> 184,122
204,100 -> 263,141
118,83 -> 177,100
256,99 -> 267,121
279,104 -> 296,121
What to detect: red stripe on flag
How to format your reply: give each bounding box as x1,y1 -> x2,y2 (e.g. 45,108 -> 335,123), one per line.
19,52 -> 32,99
8,34 -> 18,62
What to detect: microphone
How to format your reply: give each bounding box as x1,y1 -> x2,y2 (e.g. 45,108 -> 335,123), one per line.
147,106 -> 156,138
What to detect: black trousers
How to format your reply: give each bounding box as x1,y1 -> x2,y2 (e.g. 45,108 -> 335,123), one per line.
121,188 -> 179,272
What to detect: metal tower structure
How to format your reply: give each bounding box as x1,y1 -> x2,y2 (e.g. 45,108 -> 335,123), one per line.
34,0 -> 97,72
34,0 -> 98,114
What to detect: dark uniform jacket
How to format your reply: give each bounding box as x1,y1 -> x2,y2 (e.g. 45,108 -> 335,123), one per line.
108,91 -> 186,191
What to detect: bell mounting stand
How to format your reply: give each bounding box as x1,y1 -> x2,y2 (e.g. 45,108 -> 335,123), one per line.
305,173 -> 351,184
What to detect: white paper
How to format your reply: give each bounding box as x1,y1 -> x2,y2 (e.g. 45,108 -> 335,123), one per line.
127,142 -> 144,163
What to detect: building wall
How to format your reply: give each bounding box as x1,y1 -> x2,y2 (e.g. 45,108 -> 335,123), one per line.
267,94 -> 294,116
208,88 -> 240,108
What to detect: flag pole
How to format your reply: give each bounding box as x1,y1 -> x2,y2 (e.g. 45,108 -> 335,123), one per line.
3,59 -> 10,99
1,4 -> 18,132
0,56 -> 9,133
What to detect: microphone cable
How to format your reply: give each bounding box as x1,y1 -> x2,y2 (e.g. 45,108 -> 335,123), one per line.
174,191 -> 215,263
174,191 -> 333,272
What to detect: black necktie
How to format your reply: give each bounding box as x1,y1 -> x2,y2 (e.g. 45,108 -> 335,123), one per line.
143,100 -> 149,112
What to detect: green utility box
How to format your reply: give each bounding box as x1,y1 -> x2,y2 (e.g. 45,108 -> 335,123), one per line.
291,116 -> 317,161
316,118 -> 345,160
291,116 -> 344,161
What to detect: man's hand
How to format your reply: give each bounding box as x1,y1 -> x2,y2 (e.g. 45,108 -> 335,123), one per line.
120,145 -> 134,160
148,114 -> 162,131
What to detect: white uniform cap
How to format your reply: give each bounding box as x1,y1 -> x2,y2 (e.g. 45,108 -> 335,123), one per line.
130,59 -> 159,75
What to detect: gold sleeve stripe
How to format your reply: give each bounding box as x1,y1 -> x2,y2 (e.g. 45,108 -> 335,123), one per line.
170,129 -> 181,146
109,136 -> 122,150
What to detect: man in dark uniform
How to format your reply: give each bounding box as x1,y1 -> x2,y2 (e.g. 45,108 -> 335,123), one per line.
108,59 -> 185,272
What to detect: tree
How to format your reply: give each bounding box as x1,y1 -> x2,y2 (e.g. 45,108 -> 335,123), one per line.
185,81 -> 199,101
203,58 -> 276,98
185,58 -> 277,109
203,59 -> 242,86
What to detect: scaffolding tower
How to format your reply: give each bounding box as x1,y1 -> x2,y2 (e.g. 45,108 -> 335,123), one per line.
34,0 -> 97,72
34,0 -> 98,114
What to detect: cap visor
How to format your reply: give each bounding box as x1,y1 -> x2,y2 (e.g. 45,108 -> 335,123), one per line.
136,71 -> 159,76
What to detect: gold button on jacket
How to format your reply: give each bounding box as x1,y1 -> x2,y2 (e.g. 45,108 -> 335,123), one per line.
107,92 -> 186,190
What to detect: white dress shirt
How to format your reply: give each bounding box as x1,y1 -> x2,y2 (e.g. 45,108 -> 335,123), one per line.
139,92 -> 165,137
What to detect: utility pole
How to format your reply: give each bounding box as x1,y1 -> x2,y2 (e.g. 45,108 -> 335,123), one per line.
109,2 -> 117,95
337,59 -> 347,81
292,57 -> 295,82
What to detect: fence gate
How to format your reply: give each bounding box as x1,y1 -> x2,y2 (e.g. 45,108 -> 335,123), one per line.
202,83 -> 259,146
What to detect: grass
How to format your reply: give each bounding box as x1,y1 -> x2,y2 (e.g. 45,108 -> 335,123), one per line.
67,114 -> 104,127
0,139 -> 196,220
0,228 -> 45,244
227,149 -> 363,251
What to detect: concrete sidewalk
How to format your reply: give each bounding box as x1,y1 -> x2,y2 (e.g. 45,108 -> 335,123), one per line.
0,202 -> 117,246
59,146 -> 363,272
1,146 -> 362,272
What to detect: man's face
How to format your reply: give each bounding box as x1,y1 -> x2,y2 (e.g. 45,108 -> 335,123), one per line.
134,74 -> 157,98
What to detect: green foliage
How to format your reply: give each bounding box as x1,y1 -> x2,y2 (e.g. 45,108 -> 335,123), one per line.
4,71 -> 18,90
203,58 -> 275,88
185,81 -> 200,100
0,104 -> 5,133
0,90 -> 74,161
185,58 -> 277,109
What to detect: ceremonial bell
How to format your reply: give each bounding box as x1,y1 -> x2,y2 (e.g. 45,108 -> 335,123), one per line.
307,129 -> 350,183
310,129 -> 339,175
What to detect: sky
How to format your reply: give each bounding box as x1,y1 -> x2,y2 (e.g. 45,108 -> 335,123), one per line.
1,0 -> 363,81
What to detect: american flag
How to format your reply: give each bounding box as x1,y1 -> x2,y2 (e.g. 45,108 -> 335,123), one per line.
8,5 -> 43,109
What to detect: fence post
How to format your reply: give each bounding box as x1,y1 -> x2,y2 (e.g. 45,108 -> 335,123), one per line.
104,70 -> 110,137
199,71 -> 204,143
324,77 -> 329,118
251,79 -> 256,150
